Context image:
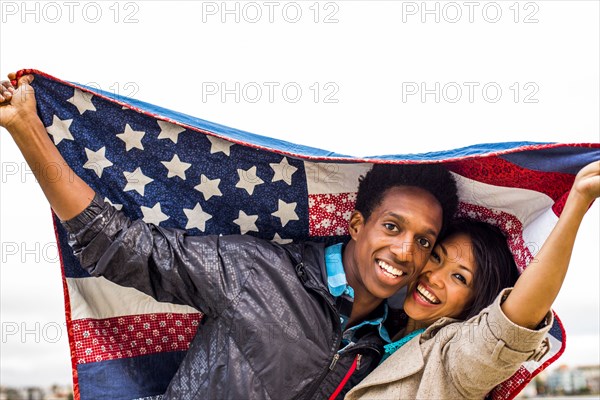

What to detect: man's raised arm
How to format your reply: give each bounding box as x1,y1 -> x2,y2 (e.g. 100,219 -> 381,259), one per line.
0,73 -> 95,220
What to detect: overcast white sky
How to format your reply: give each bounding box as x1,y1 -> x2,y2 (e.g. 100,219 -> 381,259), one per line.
0,0 -> 598,388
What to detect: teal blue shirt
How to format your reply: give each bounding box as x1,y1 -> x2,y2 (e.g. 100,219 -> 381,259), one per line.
324,243 -> 391,346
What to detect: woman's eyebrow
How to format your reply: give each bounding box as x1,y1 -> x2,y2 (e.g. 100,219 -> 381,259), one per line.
439,243 -> 448,256
458,264 -> 474,275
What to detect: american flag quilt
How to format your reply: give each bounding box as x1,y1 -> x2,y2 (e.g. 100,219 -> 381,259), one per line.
17,69 -> 600,400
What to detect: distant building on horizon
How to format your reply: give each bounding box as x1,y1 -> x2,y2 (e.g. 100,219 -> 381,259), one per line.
0,385 -> 72,400
546,364 -> 594,395
578,364 -> 600,394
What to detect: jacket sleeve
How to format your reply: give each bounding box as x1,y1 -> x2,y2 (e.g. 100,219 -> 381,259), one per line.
439,288 -> 553,398
62,193 -> 253,317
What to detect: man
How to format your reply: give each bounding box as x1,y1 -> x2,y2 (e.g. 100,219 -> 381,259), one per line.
0,74 -> 458,399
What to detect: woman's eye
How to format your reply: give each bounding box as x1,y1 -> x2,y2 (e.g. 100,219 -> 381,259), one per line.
430,250 -> 441,263
453,274 -> 467,284
417,238 -> 431,248
383,223 -> 398,232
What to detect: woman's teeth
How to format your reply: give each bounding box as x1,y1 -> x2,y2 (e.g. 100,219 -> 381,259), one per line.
417,283 -> 440,304
378,260 -> 404,278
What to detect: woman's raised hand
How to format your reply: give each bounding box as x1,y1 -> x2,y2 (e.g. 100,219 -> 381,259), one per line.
572,160 -> 600,206
502,158 -> 600,329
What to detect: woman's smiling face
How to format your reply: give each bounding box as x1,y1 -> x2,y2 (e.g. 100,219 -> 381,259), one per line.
403,232 -> 478,325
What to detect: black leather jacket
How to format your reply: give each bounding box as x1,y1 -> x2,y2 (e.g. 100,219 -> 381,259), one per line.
64,194 -> 384,399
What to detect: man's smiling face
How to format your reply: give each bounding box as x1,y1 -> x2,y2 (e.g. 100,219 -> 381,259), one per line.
346,186 -> 443,301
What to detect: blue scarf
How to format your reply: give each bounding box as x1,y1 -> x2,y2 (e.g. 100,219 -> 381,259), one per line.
380,329 -> 425,364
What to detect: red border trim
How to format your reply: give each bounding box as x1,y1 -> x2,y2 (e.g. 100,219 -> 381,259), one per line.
51,211 -> 80,400
503,311 -> 567,400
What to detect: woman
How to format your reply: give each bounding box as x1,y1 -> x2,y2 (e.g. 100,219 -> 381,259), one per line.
346,160 -> 600,400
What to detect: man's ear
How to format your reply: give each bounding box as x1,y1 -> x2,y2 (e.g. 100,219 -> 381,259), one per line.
348,210 -> 365,239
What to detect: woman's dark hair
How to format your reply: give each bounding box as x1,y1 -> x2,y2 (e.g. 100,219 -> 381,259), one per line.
446,218 -> 520,320
355,164 -> 458,236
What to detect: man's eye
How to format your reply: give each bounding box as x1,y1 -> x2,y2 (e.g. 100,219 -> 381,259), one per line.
383,223 -> 398,232
417,238 -> 431,248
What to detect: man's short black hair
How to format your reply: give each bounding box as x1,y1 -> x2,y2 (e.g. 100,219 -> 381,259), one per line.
354,163 -> 458,235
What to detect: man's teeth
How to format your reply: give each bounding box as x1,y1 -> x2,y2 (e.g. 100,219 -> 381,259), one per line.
378,260 -> 404,278
417,283 -> 440,304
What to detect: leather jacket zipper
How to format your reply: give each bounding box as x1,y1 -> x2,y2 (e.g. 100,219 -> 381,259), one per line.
329,354 -> 340,370
283,251 -> 344,400
299,285 -> 342,400
328,354 -> 362,400
285,253 -> 382,400
304,342 -> 381,400
298,282 -> 383,399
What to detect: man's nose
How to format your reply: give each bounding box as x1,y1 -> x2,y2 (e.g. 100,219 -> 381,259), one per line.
390,234 -> 415,263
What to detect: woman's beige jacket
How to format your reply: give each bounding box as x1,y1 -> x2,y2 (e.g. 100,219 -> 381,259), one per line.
346,289 -> 553,399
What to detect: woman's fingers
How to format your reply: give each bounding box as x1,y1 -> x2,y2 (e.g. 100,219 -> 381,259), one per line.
573,160 -> 600,203
582,160 -> 600,199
